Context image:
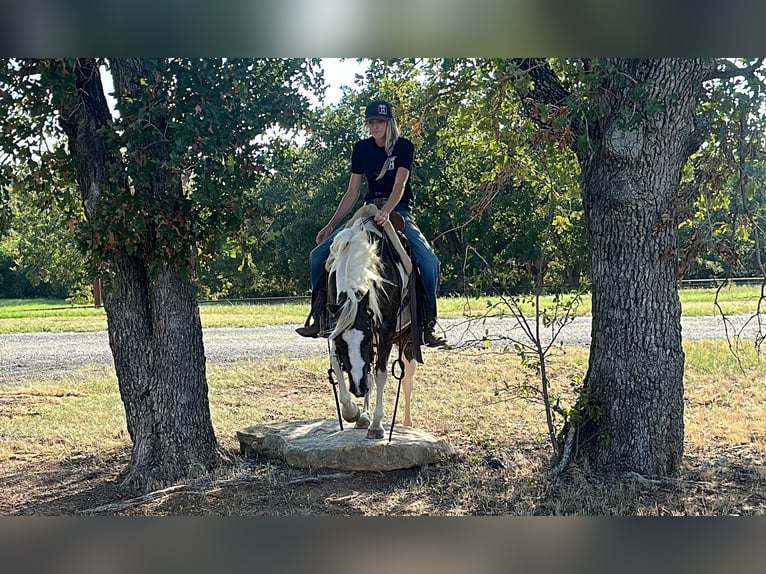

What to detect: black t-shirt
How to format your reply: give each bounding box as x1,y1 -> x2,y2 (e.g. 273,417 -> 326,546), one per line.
351,136 -> 415,210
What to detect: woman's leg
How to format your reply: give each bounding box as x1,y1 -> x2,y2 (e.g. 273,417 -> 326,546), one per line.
398,210 -> 444,345
310,234 -> 335,298
297,229 -> 341,337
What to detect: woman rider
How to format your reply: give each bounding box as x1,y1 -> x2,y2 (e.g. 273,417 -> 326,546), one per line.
296,99 -> 446,347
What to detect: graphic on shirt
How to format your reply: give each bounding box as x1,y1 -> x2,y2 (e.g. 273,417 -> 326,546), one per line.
387,156 -> 396,171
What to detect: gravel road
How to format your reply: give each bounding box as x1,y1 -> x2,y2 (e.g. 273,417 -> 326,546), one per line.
0,315 -> 762,385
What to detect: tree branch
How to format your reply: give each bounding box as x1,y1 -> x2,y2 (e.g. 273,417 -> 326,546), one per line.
707,58 -> 764,81
510,58 -> 570,105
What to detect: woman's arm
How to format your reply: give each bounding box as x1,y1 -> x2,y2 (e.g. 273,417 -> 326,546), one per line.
374,166 -> 409,226
315,173 -> 363,244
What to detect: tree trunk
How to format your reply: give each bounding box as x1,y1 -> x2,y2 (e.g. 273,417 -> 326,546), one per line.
104,259 -> 220,493
574,59 -> 713,476
57,58 -> 222,495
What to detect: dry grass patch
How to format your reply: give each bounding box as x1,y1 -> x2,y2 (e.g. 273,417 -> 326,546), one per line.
0,342 -> 764,515
683,341 -> 766,456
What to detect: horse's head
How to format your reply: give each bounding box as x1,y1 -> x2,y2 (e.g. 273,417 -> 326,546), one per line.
330,291 -> 375,398
326,219 -> 384,398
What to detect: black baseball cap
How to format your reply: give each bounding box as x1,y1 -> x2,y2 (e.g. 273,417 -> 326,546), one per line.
364,100 -> 393,121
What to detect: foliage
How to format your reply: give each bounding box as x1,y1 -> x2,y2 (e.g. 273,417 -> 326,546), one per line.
678,62 -> 766,281
3,57 -> 766,305
0,58 -> 322,293
0,184 -> 90,302
0,241 -> 34,298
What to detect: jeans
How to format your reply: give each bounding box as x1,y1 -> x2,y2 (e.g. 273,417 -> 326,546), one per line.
309,207 -> 440,325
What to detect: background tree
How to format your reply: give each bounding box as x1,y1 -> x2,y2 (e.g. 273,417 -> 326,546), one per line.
677,66 -> 766,284
392,57 -> 764,476
0,57 -> 320,494
0,183 -> 90,301
513,58 -> 766,476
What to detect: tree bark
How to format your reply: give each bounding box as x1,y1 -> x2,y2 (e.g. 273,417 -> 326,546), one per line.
513,58 -> 718,476
574,59 -> 714,476
57,58 -> 222,495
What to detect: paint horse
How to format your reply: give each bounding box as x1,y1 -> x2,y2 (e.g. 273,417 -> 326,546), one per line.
325,204 -> 422,439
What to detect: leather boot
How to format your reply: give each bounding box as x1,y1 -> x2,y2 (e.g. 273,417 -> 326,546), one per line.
295,322 -> 321,338
296,285 -> 328,338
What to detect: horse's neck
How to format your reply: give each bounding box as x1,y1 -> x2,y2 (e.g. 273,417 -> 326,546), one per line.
359,220 -> 411,290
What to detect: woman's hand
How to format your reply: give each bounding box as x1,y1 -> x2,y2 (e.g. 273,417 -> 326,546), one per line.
316,224 -> 334,245
374,208 -> 390,226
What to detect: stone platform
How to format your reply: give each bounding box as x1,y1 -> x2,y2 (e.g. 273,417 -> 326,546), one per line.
237,419 -> 454,471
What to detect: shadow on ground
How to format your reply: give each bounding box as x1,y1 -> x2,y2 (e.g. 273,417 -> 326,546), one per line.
2,441 -> 763,516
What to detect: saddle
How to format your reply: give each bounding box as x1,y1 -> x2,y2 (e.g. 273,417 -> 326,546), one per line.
327,204 -> 424,364
341,203 -> 413,276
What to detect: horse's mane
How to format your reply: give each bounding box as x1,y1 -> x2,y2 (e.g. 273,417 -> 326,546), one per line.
326,218 -> 383,338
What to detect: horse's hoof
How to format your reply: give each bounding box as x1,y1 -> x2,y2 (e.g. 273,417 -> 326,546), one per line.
366,428 -> 385,439
355,413 -> 370,429
342,405 -> 360,423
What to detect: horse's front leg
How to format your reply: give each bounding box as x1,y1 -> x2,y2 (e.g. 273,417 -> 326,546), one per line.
330,346 -> 359,424
367,367 -> 387,439
401,358 -> 417,427
355,375 -> 372,429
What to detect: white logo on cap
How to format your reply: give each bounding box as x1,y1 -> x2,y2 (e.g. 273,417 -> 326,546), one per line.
378,104 -> 388,115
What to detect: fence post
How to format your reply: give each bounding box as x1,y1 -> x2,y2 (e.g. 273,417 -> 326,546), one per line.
94,278 -> 102,308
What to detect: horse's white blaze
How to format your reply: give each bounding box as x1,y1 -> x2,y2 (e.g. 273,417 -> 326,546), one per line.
342,328 -> 367,391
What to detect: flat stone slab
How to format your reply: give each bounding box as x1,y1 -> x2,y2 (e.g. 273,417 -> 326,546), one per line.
237,419 -> 454,471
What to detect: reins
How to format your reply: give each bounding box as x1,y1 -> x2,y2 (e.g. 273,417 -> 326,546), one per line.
327,337 -> 344,431
325,215 -> 407,441
381,227 -> 407,443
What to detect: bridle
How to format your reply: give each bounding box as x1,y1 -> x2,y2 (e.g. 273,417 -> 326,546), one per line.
326,215 -> 408,442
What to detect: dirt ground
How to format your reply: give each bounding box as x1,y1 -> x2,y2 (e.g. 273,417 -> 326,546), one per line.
2,324 -> 764,516
2,433 -> 764,516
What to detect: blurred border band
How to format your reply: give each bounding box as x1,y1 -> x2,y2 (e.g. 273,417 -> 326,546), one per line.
1,0 -> 764,57
1,517 -> 766,574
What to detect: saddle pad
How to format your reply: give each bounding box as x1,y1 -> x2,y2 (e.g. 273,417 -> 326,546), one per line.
346,204 -> 413,276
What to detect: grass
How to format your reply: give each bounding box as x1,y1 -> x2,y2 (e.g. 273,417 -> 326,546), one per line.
1,288 -> 764,514
1,340 -> 764,515
0,283 -> 764,333
0,367 -> 126,452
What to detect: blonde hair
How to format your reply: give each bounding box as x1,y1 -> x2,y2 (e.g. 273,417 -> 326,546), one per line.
366,117 -> 400,181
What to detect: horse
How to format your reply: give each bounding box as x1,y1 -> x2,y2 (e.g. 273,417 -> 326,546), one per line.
325,204 -> 421,439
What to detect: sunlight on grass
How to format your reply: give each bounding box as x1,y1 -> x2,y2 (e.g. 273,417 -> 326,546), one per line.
2,341 -> 762,465
683,340 -> 766,456
1,284 -> 764,334
1,339 -> 764,516
0,367 -> 126,462
680,285 -> 766,317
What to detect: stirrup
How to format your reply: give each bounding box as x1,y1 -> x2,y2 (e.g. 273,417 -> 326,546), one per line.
295,309 -> 329,338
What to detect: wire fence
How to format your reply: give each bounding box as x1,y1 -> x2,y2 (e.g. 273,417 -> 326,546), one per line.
678,277 -> 765,289
2,277 -> 764,313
